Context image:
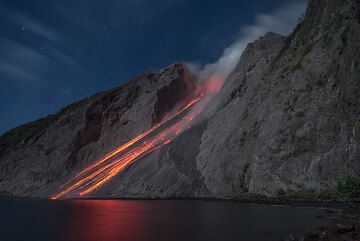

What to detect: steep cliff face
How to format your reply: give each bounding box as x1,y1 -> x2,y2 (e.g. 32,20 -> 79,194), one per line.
197,0 -> 360,197
0,63 -> 196,197
0,0 -> 359,199
243,0 -> 360,196
195,32 -> 287,198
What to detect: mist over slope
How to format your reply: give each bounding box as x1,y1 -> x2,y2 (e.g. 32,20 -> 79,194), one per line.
0,0 -> 359,199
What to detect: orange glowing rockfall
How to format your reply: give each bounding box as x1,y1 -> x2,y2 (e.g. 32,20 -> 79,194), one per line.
51,75 -> 223,199
59,96 -> 202,189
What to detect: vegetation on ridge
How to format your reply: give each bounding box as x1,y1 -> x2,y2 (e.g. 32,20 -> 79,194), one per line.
278,177 -> 360,199
0,93 -> 101,156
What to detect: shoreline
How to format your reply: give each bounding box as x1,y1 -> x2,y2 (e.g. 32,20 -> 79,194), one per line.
1,195 -> 359,209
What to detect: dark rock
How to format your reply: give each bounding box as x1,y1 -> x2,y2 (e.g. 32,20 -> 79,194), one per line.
336,223 -> 355,233
304,230 -> 319,238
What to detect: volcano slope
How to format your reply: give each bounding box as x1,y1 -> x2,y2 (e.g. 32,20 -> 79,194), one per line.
0,0 -> 360,199
0,63 -> 197,197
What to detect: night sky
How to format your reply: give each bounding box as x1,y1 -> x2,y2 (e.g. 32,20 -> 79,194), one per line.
0,0 -> 305,134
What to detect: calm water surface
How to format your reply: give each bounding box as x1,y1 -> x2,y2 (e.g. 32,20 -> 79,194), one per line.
0,199 -> 337,241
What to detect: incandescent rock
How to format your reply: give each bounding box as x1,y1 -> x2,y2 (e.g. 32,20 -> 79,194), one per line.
0,63 -> 196,197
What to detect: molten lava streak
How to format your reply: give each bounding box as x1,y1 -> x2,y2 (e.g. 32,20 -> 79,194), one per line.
51,75 -> 223,199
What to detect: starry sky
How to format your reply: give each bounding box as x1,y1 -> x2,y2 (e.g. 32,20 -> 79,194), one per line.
0,0 -> 305,134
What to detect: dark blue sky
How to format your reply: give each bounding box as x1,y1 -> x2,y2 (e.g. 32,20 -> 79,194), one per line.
0,0 -> 304,134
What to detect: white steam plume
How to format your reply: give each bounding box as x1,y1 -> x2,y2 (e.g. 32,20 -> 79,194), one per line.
186,1 -> 306,80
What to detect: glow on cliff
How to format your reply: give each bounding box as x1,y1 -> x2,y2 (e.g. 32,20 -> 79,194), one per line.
51,75 -> 223,199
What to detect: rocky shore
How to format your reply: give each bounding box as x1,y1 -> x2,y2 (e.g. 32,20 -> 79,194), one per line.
240,197 -> 360,241
285,202 -> 360,241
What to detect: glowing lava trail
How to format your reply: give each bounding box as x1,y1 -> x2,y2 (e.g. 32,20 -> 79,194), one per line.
51,75 -> 223,199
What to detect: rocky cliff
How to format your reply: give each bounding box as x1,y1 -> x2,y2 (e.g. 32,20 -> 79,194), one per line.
196,0 -> 360,197
0,63 -> 196,197
0,0 -> 359,199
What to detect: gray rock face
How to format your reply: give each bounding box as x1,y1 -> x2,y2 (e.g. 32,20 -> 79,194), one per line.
0,0 -> 359,199
0,63 -> 196,197
195,32 -> 287,198
94,121 -> 210,199
195,0 -> 360,197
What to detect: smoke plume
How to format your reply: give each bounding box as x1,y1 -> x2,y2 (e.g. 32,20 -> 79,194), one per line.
186,1 -> 306,81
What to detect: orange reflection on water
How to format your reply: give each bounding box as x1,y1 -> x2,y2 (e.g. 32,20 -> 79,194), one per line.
66,200 -> 148,241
